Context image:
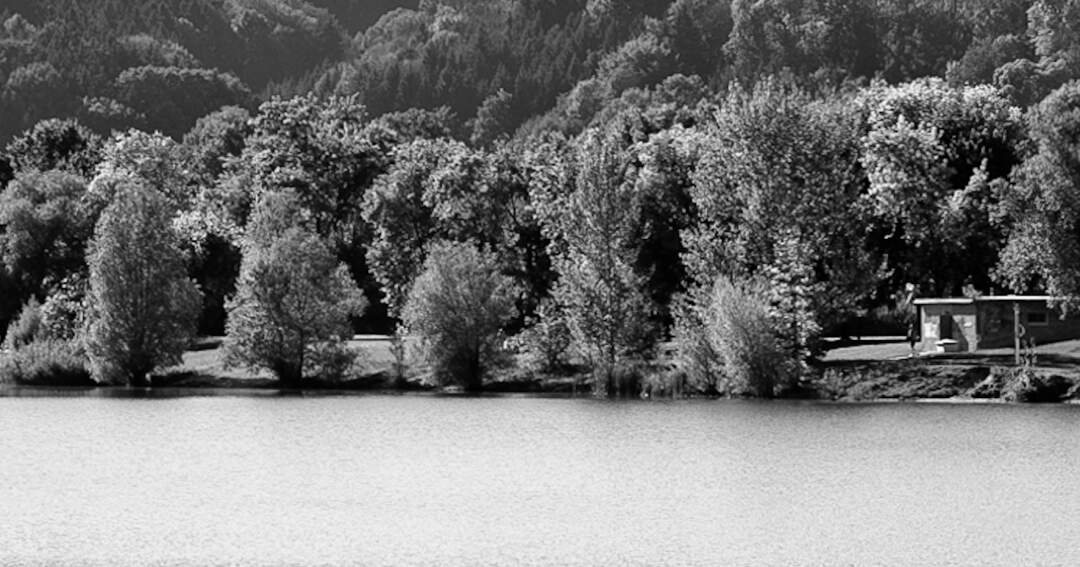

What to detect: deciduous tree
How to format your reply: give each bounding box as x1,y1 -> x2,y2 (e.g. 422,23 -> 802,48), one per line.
225,190 -> 367,387
85,180 -> 201,385
403,240 -> 517,391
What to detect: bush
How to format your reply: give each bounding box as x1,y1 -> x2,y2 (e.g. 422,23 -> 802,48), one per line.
39,275 -> 88,340
1002,368 -> 1074,403
403,241 -> 517,392
304,339 -> 364,383
0,339 -> 93,386
671,292 -> 724,394
507,298 -> 572,374
2,298 -> 42,350
703,275 -> 794,397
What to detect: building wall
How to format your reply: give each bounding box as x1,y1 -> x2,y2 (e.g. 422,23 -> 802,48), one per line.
976,302 -> 1013,349
977,302 -> 1080,349
919,303 -> 978,352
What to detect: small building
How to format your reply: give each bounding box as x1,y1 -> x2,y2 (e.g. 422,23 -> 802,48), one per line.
913,295 -> 1080,353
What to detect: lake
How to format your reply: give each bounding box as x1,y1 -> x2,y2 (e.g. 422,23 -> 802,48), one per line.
1,393 -> 1079,566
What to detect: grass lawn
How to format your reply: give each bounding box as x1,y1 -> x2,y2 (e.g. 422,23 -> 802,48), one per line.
175,335 -> 415,383
822,337 -> 912,362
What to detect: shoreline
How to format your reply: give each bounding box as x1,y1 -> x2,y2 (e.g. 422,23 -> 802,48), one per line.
5,366 -> 1080,404
6,336 -> 1080,403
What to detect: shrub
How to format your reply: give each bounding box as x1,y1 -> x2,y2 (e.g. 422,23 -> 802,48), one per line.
704,275 -> 794,397
508,298 -> 572,374
403,241 -> 517,392
671,291 -> 724,394
2,298 -> 42,350
1002,368 -> 1074,403
39,274 -> 88,340
0,339 -> 92,386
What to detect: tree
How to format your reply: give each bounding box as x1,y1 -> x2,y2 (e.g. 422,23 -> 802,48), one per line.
470,88 -> 514,147
403,240 -> 517,391
5,118 -> 102,178
182,105 -> 252,182
0,170 -> 96,302
534,128 -> 655,394
90,129 -> 195,209
85,180 -> 201,386
225,190 -> 367,388
112,65 -> 251,140
703,275 -> 791,397
0,62 -> 74,142
997,80 -> 1080,304
685,79 -> 873,333
363,138 -> 447,319
860,78 -> 1023,298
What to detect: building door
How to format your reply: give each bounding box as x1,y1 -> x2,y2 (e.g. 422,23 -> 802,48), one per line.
940,313 -> 953,339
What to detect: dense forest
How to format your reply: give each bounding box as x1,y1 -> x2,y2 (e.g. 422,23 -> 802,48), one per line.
4,0 -> 1080,393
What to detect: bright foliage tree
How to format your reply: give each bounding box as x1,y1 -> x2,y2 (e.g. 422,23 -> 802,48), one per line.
225,190 -> 367,387
85,180 -> 201,385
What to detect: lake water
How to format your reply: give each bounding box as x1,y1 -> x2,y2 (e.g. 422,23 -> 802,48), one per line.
2,394 -> 1079,566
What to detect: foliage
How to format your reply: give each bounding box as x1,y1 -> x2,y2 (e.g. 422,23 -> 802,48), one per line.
671,290 -> 722,394
363,138 -> 446,317
2,297 -> 40,350
5,118 -> 102,178
997,80 -> 1080,302
535,128 -> 656,393
0,338 -> 92,386
703,275 -> 793,398
39,274 -> 88,341
91,130 -> 195,209
470,88 -> 515,147
113,65 -> 251,139
0,170 -> 96,299
686,78 -> 873,332
860,78 -> 1023,299
1001,367 -> 1074,402
765,230 -> 823,371
403,240 -> 517,391
507,297 -> 572,374
221,96 -> 393,334
182,105 -> 252,182
225,190 -> 367,386
85,180 -> 201,386
365,137 -> 548,323
374,106 -> 461,142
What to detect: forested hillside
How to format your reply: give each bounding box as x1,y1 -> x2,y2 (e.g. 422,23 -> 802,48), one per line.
6,0 -> 1080,393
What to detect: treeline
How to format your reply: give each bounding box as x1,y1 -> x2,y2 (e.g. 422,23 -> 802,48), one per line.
5,0 -> 1080,394
4,0 -> 1065,148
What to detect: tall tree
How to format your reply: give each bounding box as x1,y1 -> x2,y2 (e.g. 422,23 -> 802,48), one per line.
534,128 -> 655,393
85,180 -> 201,385
403,240 -> 517,392
860,78 -> 1023,299
997,80 -> 1080,303
686,78 -> 873,332
225,190 -> 367,387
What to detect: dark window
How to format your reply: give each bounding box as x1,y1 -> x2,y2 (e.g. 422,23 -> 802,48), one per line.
1027,311 -> 1049,326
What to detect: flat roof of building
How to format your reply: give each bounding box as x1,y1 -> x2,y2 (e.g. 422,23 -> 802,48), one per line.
913,295 -> 1055,306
